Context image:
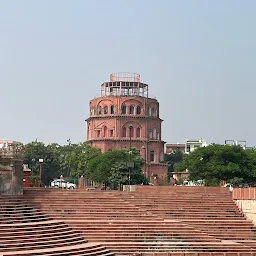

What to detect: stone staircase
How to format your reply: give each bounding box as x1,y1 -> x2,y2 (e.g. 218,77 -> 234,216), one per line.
0,196 -> 114,256
21,187 -> 256,255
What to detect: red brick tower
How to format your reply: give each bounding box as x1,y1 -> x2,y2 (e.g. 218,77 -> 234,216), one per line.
86,73 -> 167,183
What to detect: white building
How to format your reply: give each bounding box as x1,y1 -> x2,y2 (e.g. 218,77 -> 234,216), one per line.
185,138 -> 208,153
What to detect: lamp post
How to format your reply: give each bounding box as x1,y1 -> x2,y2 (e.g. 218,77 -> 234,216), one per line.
128,124 -> 133,185
39,159 -> 44,187
67,138 -> 71,177
141,145 -> 146,177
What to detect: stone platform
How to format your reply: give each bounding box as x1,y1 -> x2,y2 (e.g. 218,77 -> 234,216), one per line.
15,186 -> 256,255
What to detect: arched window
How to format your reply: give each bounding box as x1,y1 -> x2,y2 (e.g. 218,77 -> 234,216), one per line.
153,128 -> 157,139
136,106 -> 141,115
159,152 -> 164,162
150,151 -> 155,162
129,126 -> 134,137
149,129 -> 153,139
88,123 -> 91,139
136,128 -> 141,138
147,107 -> 151,116
97,106 -> 102,115
103,126 -> 108,137
110,105 -> 114,114
122,127 -> 127,137
129,105 -> 134,114
152,108 -> 156,117
121,104 -> 126,114
104,106 -> 108,114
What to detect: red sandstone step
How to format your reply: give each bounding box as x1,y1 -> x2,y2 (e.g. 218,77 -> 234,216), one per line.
18,188 -> 256,255
1,243 -> 114,256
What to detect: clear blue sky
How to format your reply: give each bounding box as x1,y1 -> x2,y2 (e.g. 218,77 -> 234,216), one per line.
1,0 -> 256,146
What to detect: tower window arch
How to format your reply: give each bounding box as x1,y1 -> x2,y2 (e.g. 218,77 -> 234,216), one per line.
88,123 -> 91,139
122,127 -> 127,137
150,151 -> 155,162
97,106 -> 102,115
136,105 -> 141,115
104,106 -> 108,114
149,129 -> 153,139
121,104 -> 126,114
153,128 -> 157,139
128,126 -> 134,137
136,127 -> 141,138
129,105 -> 134,114
147,106 -> 151,116
103,126 -> 108,137
159,152 -> 164,162
110,105 -> 114,114
152,108 -> 156,117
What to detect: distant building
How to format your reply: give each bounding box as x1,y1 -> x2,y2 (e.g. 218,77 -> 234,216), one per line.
172,170 -> 189,181
166,138 -> 208,183
185,138 -> 208,153
166,143 -> 185,154
166,138 -> 208,154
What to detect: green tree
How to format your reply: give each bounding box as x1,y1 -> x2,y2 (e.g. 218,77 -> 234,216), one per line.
57,143 -> 76,178
176,144 -> 256,186
68,143 -> 101,177
165,150 -> 183,180
86,148 -> 147,188
23,142 -> 61,186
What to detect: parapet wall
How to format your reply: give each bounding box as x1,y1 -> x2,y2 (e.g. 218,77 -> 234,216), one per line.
233,187 -> 256,200
125,185 -> 230,194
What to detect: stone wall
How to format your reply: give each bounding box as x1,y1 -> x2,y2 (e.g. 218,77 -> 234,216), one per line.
124,185 -> 230,194
0,141 -> 24,195
0,159 -> 23,195
233,188 -> 256,225
235,200 -> 256,225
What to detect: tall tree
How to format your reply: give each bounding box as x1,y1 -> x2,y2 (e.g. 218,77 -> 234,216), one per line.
23,142 -> 61,186
68,143 -> 101,177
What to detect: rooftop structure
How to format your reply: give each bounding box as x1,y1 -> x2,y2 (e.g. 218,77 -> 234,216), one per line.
100,73 -> 149,98
166,138 -> 208,154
